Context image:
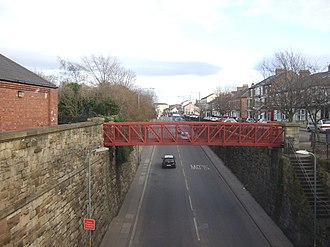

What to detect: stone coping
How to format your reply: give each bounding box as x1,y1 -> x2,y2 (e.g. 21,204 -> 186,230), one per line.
0,117 -> 104,143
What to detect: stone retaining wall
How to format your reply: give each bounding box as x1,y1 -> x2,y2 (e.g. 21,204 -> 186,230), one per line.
210,146 -> 327,247
0,119 -> 139,246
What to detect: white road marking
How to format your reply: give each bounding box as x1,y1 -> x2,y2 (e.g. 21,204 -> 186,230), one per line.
190,164 -> 210,170
188,195 -> 194,211
177,146 -> 201,242
193,217 -> 201,241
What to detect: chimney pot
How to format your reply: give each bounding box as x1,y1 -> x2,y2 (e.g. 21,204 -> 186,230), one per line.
275,68 -> 286,75
299,70 -> 311,77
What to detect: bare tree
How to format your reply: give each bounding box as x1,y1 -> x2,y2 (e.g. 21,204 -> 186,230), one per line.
267,70 -> 302,121
256,49 -> 319,79
81,55 -> 136,88
213,87 -> 234,117
34,70 -> 58,85
57,57 -> 87,84
300,71 -> 330,147
55,55 -> 156,122
111,66 -> 137,88
256,49 -> 319,121
81,55 -> 119,85
135,88 -> 157,121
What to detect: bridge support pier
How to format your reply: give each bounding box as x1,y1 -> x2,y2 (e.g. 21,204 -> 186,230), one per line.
282,123 -> 300,149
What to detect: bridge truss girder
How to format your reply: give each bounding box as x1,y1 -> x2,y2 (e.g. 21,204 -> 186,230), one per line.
103,122 -> 284,147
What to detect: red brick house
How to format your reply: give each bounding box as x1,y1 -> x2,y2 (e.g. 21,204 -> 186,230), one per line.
0,54 -> 58,131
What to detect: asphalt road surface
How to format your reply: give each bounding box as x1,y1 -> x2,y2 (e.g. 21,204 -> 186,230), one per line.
101,146 -> 292,247
101,145 -> 293,247
130,145 -> 278,247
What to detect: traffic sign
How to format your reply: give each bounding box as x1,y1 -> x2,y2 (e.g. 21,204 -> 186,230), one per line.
84,219 -> 95,231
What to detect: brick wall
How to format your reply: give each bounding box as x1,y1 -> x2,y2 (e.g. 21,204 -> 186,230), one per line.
0,80 -> 58,132
240,97 -> 248,119
0,118 -> 139,246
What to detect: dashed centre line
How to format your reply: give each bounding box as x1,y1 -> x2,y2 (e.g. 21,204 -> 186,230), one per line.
177,146 -> 200,242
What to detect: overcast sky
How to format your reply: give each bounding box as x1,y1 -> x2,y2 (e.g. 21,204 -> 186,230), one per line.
1,0 -> 329,104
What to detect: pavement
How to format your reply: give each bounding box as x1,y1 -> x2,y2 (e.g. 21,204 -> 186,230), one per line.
100,145 -> 293,247
100,146 -> 154,247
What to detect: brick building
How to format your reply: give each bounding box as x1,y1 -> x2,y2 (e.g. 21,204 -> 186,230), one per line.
228,84 -> 249,119
0,54 -> 58,131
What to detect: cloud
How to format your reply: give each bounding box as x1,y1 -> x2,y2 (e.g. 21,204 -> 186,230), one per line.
241,0 -> 330,32
132,60 -> 221,76
1,48 -> 58,70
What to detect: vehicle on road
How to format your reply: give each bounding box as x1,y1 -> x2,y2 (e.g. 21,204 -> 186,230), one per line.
162,154 -> 176,168
307,119 -> 330,133
179,130 -> 190,140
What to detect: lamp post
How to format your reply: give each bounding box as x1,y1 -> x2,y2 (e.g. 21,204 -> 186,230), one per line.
87,146 -> 109,247
296,150 -> 317,247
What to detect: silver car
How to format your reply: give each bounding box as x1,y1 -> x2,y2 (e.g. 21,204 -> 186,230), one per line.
307,119 -> 330,133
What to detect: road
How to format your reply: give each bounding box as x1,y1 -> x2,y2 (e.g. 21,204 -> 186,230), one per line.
101,145 -> 293,247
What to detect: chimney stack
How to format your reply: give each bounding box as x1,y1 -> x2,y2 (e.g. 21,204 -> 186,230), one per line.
299,70 -> 311,77
275,68 -> 286,75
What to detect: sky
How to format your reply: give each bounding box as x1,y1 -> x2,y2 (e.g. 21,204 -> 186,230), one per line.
1,0 -> 330,104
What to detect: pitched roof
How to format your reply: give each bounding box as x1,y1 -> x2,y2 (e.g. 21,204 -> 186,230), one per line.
249,75 -> 275,89
298,67 -> 330,87
201,93 -> 215,100
308,69 -> 330,80
0,54 -> 57,88
233,87 -> 249,98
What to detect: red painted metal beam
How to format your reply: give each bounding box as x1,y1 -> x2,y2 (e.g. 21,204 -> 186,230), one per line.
103,122 -> 284,147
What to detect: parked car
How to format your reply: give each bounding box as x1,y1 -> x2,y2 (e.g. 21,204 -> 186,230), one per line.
162,154 -> 176,168
210,117 -> 220,122
307,119 -> 330,133
258,119 -> 270,123
277,119 -> 289,123
245,118 -> 256,123
224,118 -> 237,123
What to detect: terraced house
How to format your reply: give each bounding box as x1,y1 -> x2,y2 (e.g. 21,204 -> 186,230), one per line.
247,67 -> 330,123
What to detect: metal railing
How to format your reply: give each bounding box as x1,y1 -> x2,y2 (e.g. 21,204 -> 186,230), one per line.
286,139 -> 330,217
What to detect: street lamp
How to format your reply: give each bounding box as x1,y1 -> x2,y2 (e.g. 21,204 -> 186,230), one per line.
87,146 -> 109,247
296,150 -> 317,247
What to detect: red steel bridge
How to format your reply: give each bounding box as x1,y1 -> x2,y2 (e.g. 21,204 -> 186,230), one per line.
103,122 -> 284,147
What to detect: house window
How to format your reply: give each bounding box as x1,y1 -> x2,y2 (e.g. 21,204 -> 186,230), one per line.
274,110 -> 280,120
295,109 -> 306,121
17,90 -> 24,98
